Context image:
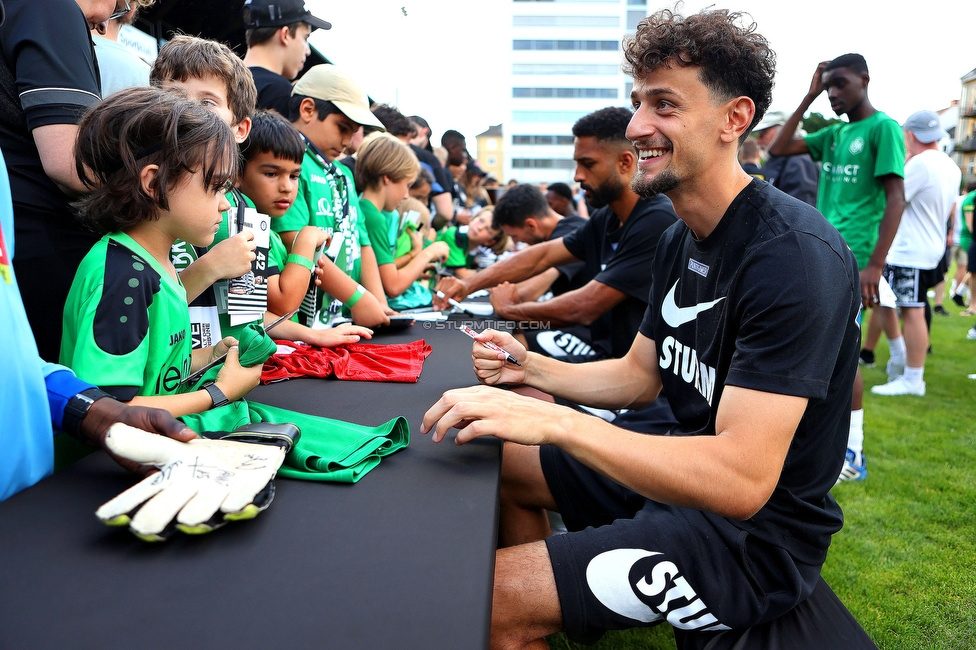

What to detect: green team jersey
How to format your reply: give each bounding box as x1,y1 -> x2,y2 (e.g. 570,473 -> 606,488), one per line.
61,233 -> 192,399
961,191 -> 975,250
804,111 -> 905,269
272,139 -> 371,326
436,225 -> 471,269
170,191 -> 259,345
360,197 -> 431,310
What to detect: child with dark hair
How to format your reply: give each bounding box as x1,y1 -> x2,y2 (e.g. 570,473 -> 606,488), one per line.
61,87 -> 263,416
238,109 -> 371,345
357,133 -> 449,309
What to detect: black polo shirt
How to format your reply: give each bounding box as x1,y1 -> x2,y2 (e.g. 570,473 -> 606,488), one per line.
0,0 -> 101,250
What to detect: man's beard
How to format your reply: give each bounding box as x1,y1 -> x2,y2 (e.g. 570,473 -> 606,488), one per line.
583,175 -> 624,209
631,167 -> 679,199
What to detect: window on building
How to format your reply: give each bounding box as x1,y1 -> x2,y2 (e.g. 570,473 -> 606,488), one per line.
513,40 -> 618,51
513,15 -> 619,27
513,87 -> 618,99
512,135 -> 575,146
512,159 -> 576,170
513,111 -> 591,123
513,63 -> 619,75
626,10 -> 645,30
487,156 -> 497,166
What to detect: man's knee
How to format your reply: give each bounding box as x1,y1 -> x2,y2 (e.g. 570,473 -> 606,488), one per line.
500,443 -> 556,511
491,543 -> 563,649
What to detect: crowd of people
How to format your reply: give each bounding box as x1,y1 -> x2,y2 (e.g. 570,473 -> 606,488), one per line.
1,0 -> 969,647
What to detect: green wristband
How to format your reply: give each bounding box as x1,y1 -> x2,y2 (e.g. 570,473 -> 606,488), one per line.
344,284 -> 366,309
286,253 -> 315,271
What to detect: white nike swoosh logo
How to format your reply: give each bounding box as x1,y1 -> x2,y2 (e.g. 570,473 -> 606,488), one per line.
660,281 -> 725,328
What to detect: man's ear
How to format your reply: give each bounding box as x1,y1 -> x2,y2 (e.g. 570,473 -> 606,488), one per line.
276,25 -> 292,46
617,147 -> 636,175
722,97 -> 756,144
233,117 -> 252,144
139,164 -> 160,200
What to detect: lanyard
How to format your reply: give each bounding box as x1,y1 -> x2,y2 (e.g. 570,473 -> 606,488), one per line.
300,134 -> 350,226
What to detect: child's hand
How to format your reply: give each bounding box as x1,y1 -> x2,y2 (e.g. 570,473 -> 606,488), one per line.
213,346 -> 262,402
306,324 -> 373,347
409,229 -> 424,254
297,225 -> 330,251
206,231 -> 256,279
424,240 -> 450,263
350,291 -> 391,328
211,336 -> 239,362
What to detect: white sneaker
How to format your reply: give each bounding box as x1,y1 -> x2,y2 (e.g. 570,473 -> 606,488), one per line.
968,327 -> 976,341
871,375 -> 925,396
885,357 -> 905,381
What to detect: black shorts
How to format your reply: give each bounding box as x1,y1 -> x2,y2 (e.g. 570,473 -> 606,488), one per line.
882,264 -> 942,307
523,325 -> 605,363
539,446 -> 872,647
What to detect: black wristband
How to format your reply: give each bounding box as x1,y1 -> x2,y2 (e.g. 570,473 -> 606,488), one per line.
203,382 -> 230,409
63,388 -> 114,441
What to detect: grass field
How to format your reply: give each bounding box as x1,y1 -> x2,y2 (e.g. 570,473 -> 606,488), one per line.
548,294 -> 976,650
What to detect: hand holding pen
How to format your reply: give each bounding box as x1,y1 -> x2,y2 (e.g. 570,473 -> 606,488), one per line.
461,326 -> 522,366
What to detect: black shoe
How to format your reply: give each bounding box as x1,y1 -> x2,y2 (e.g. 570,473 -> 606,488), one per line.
859,349 -> 876,367
952,293 -> 967,307
934,305 -> 950,316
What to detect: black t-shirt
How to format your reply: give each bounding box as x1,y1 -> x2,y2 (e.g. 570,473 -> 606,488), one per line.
409,144 -> 451,197
249,66 -> 293,117
548,214 -> 587,296
0,0 -> 101,250
562,195 -> 677,358
639,179 -> 860,565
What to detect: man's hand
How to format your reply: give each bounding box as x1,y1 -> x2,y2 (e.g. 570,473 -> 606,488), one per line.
859,264 -> 884,309
470,328 -> 528,387
807,61 -> 829,99
434,275 -> 469,309
489,282 -> 521,319
420,385 -> 572,445
79,398 -> 197,475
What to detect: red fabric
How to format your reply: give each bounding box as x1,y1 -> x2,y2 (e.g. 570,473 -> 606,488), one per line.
261,339 -> 432,384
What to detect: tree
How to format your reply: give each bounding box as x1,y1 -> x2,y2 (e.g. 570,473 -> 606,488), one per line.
801,112 -> 842,135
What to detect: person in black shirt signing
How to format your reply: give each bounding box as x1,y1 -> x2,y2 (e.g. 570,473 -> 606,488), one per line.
423,8 -> 875,650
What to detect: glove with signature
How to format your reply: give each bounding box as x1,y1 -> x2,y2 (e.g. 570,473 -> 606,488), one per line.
95,422 -> 299,541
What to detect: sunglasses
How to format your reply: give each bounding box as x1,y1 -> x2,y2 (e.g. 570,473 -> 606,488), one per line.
108,0 -> 130,21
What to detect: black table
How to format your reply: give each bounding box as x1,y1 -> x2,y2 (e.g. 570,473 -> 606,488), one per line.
0,322 -> 500,649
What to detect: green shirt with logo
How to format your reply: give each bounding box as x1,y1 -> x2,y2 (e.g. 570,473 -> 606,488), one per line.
61,233 -> 192,399
804,111 -> 905,269
360,197 -> 432,310
272,144 -> 372,325
961,190 -> 975,251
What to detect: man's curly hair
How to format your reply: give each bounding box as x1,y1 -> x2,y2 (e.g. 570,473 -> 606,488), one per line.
622,8 -> 775,138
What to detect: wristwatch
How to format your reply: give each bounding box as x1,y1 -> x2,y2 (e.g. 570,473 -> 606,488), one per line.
203,381 -> 230,409
63,387 -> 114,441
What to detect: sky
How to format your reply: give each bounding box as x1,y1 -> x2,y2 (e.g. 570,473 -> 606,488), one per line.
307,0 -> 974,154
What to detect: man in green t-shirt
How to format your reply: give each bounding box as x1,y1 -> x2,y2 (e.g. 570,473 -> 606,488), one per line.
769,53 -> 906,485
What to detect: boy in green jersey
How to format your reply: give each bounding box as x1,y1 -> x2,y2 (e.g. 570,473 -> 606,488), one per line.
276,64 -> 390,329
357,132 -> 449,310
61,88 -> 262,417
237,109 -> 372,346
769,53 -> 906,484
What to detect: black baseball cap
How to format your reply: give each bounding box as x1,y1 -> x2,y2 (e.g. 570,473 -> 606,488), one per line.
242,0 -> 332,31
